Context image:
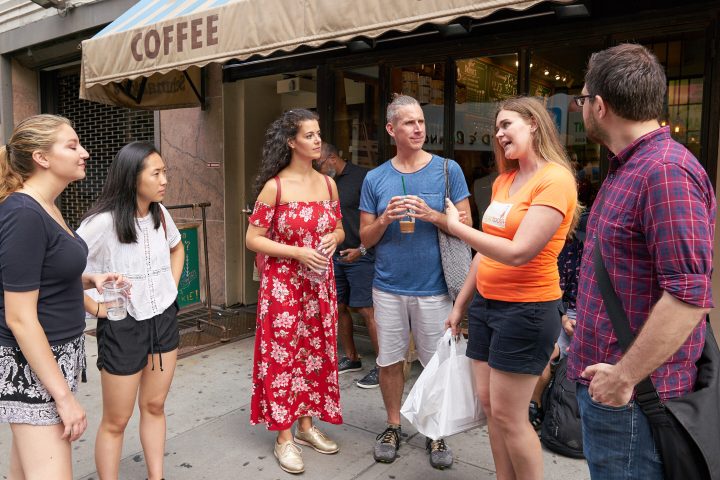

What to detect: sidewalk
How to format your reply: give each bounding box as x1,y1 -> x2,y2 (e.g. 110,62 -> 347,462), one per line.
0,330 -> 590,480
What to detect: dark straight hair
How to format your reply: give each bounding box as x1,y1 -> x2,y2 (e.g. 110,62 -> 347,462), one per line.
82,141 -> 162,243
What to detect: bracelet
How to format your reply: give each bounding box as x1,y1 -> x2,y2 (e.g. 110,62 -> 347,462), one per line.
95,302 -> 102,317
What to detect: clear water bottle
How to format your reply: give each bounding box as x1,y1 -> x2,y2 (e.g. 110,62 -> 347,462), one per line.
301,245 -> 329,283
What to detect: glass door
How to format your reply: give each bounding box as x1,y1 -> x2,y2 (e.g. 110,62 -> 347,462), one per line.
454,54 -> 517,227
389,62 -> 446,158
331,66 -> 380,167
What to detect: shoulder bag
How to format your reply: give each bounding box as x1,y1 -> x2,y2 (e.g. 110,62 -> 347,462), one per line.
593,246 -> 720,480
254,176 -> 281,280
438,158 -> 472,301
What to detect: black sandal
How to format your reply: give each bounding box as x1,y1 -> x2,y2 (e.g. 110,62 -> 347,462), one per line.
529,401 -> 543,430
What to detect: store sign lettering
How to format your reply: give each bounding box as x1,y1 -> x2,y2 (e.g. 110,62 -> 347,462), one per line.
130,15 -> 219,61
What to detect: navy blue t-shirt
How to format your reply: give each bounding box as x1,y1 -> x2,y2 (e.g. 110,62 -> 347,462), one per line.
0,193 -> 88,347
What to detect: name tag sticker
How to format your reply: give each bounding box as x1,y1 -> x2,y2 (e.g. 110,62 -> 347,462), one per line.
483,201 -> 513,229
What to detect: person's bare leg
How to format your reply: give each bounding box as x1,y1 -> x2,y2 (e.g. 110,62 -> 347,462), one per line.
277,427 -> 293,443
138,349 -> 177,480
11,423 -> 72,480
338,304 -> 358,360
356,307 -> 378,355
490,369 -> 544,480
8,436 -> 25,480
531,344 -> 559,407
95,370 -> 142,480
379,361 -> 405,424
473,360 -> 515,480
297,416 -> 313,432
531,363 -> 551,406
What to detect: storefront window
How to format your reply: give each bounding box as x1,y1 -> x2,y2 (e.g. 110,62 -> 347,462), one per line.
332,66 -> 380,167
603,33 -> 707,165
531,41 -> 605,208
454,55 -> 517,227
644,36 -> 706,161
389,63 -> 446,156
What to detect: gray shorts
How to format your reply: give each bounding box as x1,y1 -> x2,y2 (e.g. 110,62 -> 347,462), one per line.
373,288 -> 452,367
0,334 -> 86,425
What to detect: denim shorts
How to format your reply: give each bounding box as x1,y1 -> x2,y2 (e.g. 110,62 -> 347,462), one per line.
576,384 -> 663,479
466,292 -> 562,375
333,254 -> 374,308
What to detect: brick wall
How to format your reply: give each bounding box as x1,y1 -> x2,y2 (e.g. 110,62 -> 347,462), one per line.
56,71 -> 155,228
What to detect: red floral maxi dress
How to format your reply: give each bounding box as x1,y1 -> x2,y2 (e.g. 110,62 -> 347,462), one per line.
249,198 -> 343,431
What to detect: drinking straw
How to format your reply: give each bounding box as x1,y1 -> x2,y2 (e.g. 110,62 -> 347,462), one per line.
401,176 -> 407,195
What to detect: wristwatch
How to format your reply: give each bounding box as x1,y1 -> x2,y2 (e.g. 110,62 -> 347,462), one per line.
359,244 -> 367,256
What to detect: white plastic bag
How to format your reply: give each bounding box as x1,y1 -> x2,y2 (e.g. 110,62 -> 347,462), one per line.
401,329 -> 486,439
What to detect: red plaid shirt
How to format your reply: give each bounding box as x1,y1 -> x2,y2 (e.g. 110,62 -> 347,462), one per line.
567,127 -> 716,400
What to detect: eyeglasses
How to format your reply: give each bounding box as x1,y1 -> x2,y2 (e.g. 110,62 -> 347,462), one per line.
573,94 -> 594,107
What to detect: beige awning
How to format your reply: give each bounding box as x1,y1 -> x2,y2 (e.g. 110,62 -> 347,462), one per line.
80,0 -> 570,109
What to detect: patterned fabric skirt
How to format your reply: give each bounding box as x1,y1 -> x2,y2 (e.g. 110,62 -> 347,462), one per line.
0,334 -> 86,425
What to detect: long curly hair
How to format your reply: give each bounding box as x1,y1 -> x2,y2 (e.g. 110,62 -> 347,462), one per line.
253,109 -> 319,199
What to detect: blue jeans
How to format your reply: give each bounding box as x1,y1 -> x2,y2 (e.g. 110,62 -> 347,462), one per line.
576,383 -> 663,480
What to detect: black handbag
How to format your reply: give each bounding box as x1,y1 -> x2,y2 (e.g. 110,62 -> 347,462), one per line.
593,246 -> 720,480
437,158 -> 472,301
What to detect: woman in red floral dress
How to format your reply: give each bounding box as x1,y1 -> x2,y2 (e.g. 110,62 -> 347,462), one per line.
246,109 -> 345,475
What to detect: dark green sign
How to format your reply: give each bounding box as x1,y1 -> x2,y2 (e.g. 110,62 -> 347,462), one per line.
177,224 -> 201,308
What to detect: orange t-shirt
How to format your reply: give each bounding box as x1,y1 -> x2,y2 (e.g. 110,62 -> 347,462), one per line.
477,162 -> 577,302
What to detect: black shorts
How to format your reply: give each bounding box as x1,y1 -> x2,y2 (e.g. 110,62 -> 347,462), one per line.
466,292 -> 562,375
96,301 -> 179,375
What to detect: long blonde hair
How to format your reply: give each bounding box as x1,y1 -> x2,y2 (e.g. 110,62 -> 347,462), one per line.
0,114 -> 72,203
493,97 -> 583,232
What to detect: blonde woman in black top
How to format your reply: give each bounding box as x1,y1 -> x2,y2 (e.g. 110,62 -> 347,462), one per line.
0,115 -> 120,479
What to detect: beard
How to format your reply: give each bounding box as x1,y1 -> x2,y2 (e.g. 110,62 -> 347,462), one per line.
584,111 -> 610,147
325,167 -> 337,178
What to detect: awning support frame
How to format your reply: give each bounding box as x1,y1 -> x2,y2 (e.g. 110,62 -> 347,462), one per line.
183,70 -> 206,110
120,77 -> 148,104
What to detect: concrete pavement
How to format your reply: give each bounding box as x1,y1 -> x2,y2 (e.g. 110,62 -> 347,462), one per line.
0,327 -> 590,480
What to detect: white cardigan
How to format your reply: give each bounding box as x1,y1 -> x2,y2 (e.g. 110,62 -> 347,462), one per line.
78,204 -> 181,321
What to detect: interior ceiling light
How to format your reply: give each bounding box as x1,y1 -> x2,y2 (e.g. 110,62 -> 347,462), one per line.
437,20 -> 471,37
544,70 -> 549,76
347,40 -> 373,52
554,4 -> 591,19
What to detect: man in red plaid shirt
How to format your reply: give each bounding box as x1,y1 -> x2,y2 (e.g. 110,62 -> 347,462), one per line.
567,43 -> 716,479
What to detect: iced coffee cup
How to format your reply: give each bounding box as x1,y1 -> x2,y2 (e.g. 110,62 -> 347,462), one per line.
102,279 -> 131,320
400,213 -> 415,233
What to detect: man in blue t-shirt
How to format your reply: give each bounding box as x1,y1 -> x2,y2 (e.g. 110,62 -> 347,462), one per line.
359,95 -> 471,470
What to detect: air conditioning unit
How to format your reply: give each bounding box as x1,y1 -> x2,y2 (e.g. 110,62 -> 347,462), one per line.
277,77 -> 316,95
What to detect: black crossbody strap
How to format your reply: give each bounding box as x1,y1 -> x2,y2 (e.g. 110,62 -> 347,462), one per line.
592,245 -> 664,413
592,246 -> 634,350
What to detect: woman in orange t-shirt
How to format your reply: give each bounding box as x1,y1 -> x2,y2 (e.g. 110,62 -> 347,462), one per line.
445,97 -> 580,480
